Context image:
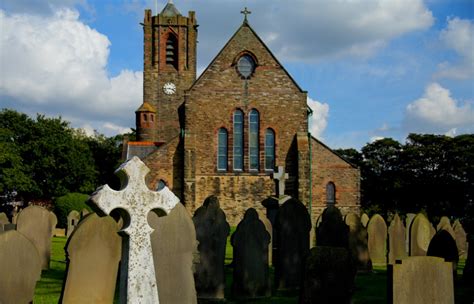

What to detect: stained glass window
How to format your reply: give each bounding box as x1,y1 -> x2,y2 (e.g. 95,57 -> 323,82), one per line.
249,110 -> 259,170
265,129 -> 275,171
217,128 -> 228,171
233,110 -> 244,170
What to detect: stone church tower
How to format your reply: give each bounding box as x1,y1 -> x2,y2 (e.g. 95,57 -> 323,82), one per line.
127,2 -> 360,226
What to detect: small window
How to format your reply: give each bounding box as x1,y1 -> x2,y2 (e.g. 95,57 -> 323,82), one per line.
237,55 -> 255,79
150,114 -> 154,122
249,110 -> 259,171
326,182 -> 336,206
233,110 -> 244,171
265,129 -> 275,171
217,128 -> 228,171
143,114 -> 148,122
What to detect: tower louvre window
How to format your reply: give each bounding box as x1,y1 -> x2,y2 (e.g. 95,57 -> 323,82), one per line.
166,34 -> 178,69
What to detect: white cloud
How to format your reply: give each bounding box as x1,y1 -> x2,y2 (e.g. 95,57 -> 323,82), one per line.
307,97 -> 329,139
436,17 -> 474,79
0,8 -> 141,136
405,83 -> 474,133
370,136 -> 385,143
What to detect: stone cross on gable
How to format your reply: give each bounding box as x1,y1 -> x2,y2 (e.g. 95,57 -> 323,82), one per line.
90,156 -> 179,303
241,7 -> 251,22
272,166 -> 289,197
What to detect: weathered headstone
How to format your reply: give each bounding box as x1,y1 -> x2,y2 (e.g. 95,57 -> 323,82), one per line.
453,219 -> 467,259
388,214 -> 407,264
274,197 -> 311,290
436,216 -> 455,239
90,156 -> 180,303
367,214 -> 387,266
193,195 -> 230,299
60,213 -> 121,303
405,213 -> 416,253
257,209 -> 273,266
389,256 -> 454,304
149,203 -> 198,304
427,229 -> 459,272
67,210 -> 81,238
16,205 -> 55,269
81,208 -> 90,218
0,212 -> 9,225
345,213 -> 371,271
409,213 -> 432,256
231,208 -> 271,298
299,246 -> 355,304
0,230 -> 42,304
361,213 -> 369,228
316,206 -> 349,248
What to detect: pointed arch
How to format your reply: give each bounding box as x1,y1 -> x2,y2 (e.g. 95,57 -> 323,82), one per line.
165,33 -> 178,70
249,109 -> 259,171
264,128 -> 275,171
233,109 -> 244,171
217,128 -> 228,171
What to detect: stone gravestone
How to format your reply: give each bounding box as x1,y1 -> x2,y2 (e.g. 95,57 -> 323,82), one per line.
0,212 -> 9,232
427,230 -> 459,272
389,256 -> 454,304
316,206 -> 349,248
388,214 -> 407,264
60,213 -> 121,303
231,208 -> 271,298
453,219 -> 467,259
405,213 -> 416,253
50,211 -> 58,235
0,230 -> 42,304
436,216 -> 455,239
367,214 -> 387,266
193,195 -> 230,300
90,156 -> 180,303
345,213 -> 371,271
257,210 -> 273,266
148,203 -> 198,304
67,210 -> 81,238
16,205 -> 55,270
361,213 -> 369,228
299,246 -> 355,304
409,213 -> 432,256
81,208 -> 90,218
274,197 -> 311,290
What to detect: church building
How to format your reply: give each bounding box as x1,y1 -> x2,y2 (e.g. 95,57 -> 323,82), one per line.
125,2 -> 360,225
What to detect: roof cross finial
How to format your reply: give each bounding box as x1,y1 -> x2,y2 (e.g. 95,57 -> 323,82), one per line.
241,7 -> 251,23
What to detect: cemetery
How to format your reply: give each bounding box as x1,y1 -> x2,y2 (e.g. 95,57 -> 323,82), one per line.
0,157 -> 472,303
1,1 -> 473,303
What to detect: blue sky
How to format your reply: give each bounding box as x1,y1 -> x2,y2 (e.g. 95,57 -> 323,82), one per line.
1,0 -> 473,149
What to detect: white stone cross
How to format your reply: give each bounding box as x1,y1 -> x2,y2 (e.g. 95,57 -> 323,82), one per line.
90,156 -> 179,304
272,166 -> 289,197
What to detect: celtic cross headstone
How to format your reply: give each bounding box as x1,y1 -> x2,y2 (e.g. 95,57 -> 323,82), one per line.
272,166 -> 288,197
90,156 -> 179,303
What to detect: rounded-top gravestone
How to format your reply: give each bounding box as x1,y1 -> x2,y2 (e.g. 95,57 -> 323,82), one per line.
193,195 -> 230,300
388,214 -> 407,264
231,208 -> 271,298
409,213 -> 432,256
453,219 -> 467,259
345,212 -> 371,271
16,205 -> 55,269
316,206 -> 349,248
427,229 -> 459,271
436,216 -> 455,239
367,214 -> 387,266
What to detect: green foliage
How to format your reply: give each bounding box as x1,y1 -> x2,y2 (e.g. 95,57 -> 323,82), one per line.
53,193 -> 90,228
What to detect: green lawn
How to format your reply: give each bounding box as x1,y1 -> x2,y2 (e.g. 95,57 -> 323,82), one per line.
34,236 -> 470,303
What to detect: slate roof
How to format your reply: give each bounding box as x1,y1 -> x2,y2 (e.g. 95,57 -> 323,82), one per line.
161,1 -> 181,17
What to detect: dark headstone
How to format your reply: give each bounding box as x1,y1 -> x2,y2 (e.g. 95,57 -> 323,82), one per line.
316,206 -> 349,248
149,203 -> 198,304
345,213 -> 371,271
193,196 -> 230,299
274,197 -> 311,290
231,208 -> 271,298
389,256 -> 454,304
299,246 -> 355,304
388,214 -> 407,264
427,229 -> 459,272
60,213 -> 121,303
367,214 -> 387,266
0,230 -> 42,304
16,205 -> 55,269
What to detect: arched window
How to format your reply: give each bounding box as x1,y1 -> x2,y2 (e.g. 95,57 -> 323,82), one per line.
249,109 -> 259,171
326,182 -> 336,206
217,128 -> 228,171
166,34 -> 178,70
143,114 -> 148,121
233,110 -> 244,171
265,128 -> 275,171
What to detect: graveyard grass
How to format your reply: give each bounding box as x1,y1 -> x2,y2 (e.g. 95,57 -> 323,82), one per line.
34,235 -> 470,303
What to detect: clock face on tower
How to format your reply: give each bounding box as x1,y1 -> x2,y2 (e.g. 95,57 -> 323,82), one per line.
163,82 -> 176,95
